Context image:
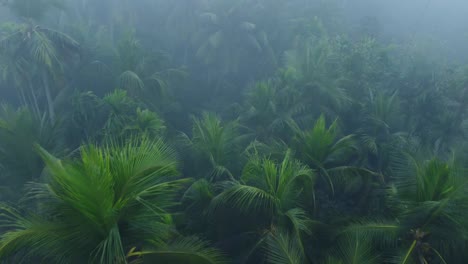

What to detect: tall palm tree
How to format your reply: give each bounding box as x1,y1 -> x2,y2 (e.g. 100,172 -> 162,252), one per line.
0,0 -> 80,123
241,79 -> 307,141
210,150 -> 316,263
63,89 -> 166,145
181,112 -> 247,181
344,153 -> 468,263
194,0 -> 272,76
357,90 -> 411,179
292,115 -> 378,195
0,104 -> 63,200
95,30 -> 188,113
101,89 -> 166,141
285,18 -> 351,115
0,137 -> 224,263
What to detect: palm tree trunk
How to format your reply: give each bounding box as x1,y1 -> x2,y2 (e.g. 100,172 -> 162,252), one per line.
17,85 -> 28,108
42,71 -> 55,123
30,84 -> 41,119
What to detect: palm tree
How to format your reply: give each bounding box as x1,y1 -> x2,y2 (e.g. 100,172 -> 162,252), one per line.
194,0 -> 272,76
241,79 -> 307,141
292,115 -> 379,195
0,104 -> 63,201
0,52 -> 41,117
98,30 -> 187,113
0,137 -> 224,263
181,112 -> 247,181
357,90 -> 410,177
210,150 -> 316,263
0,0 -> 80,123
321,232 -> 379,264
344,152 -> 468,263
284,18 -> 351,115
65,89 -> 166,143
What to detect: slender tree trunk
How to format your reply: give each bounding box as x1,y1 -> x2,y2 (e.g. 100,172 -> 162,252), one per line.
28,79 -> 41,119
17,85 -> 28,108
42,71 -> 55,123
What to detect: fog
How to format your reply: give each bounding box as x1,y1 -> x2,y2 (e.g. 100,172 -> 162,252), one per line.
345,0 -> 468,59
3,0 -> 468,263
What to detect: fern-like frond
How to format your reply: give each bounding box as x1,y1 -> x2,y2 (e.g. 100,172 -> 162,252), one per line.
134,236 -> 226,264
265,231 -> 305,264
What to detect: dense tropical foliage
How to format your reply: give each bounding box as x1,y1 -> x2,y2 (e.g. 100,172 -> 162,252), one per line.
0,0 -> 468,263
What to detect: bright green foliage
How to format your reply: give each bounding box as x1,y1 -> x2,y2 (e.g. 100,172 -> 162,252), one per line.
134,237 -> 226,264
0,138 -> 194,263
323,232 -> 379,264
1,0 -> 468,263
265,231 -> 305,264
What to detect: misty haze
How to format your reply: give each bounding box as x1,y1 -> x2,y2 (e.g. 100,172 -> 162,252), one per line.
0,0 -> 468,263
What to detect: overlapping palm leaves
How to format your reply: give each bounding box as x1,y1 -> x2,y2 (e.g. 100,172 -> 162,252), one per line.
102,90 -> 166,140
0,138 -> 224,263
113,31 -> 187,111
194,0 -> 272,75
65,89 -> 166,144
210,150 -> 316,263
0,20 -> 79,122
357,90 -> 409,177
181,112 -> 247,181
292,115 -> 378,195
342,152 -> 468,263
322,232 -> 379,264
0,104 -> 62,200
241,80 -> 306,141
284,19 -> 351,115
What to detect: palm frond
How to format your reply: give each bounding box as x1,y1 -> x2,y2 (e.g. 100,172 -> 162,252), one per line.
342,219 -> 399,249
119,70 -> 145,93
333,232 -> 380,264
265,231 -> 305,264
210,183 -> 277,216
133,236 -> 226,264
0,137 -> 187,262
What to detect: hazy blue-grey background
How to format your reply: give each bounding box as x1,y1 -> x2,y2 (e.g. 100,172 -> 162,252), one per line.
345,0 -> 468,59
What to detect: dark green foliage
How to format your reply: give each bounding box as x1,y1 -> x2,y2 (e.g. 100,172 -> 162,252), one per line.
181,112 -> 246,181
62,89 -> 166,146
210,150 -> 316,262
0,104 -> 63,200
1,0 -> 468,263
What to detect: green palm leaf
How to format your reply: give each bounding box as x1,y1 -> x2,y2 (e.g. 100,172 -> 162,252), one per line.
132,237 -> 226,264
265,231 -> 305,264
0,137 -> 189,263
